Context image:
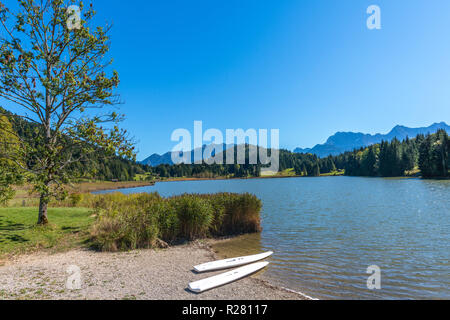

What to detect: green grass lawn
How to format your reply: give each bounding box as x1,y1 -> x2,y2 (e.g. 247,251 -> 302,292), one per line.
279,168 -> 297,176
0,207 -> 94,259
320,170 -> 345,177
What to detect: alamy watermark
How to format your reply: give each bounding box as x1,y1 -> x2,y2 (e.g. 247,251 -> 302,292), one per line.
66,265 -> 82,290
66,5 -> 81,31
367,5 -> 381,30
171,121 -> 280,174
366,265 -> 381,290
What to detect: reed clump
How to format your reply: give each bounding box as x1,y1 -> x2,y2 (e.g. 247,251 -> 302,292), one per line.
86,192 -> 261,251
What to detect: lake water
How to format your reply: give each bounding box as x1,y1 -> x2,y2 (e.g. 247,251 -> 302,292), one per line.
96,177 -> 450,300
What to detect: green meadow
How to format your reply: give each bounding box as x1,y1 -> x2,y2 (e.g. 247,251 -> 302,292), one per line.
0,207 -> 94,258
0,191 -> 262,259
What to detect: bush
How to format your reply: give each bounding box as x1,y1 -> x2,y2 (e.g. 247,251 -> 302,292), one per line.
194,193 -> 262,235
214,193 -> 262,235
68,193 -> 83,207
91,201 -> 160,251
90,216 -> 124,252
172,195 -> 214,240
88,192 -> 262,251
156,200 -> 179,241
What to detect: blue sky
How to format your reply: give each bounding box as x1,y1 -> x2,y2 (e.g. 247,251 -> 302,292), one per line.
3,1 -> 450,160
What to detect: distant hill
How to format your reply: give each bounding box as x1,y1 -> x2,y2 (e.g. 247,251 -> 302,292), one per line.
0,106 -> 147,181
142,122 -> 450,164
140,144 -> 229,166
294,122 -> 450,158
140,152 -> 175,167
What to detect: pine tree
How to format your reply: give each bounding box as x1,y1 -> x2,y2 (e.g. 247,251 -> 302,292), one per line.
435,130 -> 449,177
419,135 -> 434,177
330,159 -> 337,173
302,164 -> 308,177
313,163 -> 320,177
361,146 -> 377,176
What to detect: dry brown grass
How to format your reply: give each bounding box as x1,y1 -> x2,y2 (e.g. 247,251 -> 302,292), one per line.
87,192 -> 262,252
5,181 -> 155,207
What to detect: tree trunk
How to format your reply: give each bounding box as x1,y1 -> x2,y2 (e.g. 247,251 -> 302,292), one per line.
38,194 -> 49,225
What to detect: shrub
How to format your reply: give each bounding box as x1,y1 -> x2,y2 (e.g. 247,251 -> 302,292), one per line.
199,193 -> 262,235
68,193 -> 83,207
156,200 -> 179,241
222,193 -> 262,234
90,216 -> 123,252
91,204 -> 159,251
89,192 -> 262,251
172,195 -> 214,240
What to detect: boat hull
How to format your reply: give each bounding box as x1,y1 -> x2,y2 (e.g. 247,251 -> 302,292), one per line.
193,251 -> 273,273
188,262 -> 269,293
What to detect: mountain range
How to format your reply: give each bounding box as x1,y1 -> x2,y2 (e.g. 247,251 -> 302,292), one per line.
141,122 -> 450,166
294,122 -> 450,157
141,144 -> 230,167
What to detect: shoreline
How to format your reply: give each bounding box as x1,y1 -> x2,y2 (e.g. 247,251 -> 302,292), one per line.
153,174 -> 447,184
90,175 -> 343,194
72,181 -> 156,193
154,173 -> 341,183
208,237 -> 318,300
13,174 -> 444,201
90,174 -> 448,195
0,240 -> 310,300
8,181 -> 156,206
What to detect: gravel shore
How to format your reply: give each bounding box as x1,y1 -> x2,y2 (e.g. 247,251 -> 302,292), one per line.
0,242 -> 307,300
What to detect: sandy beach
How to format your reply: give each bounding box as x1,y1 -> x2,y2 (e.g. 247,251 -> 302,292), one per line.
0,241 -> 308,300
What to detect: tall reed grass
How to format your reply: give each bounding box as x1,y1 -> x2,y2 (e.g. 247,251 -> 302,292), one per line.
81,192 -> 261,251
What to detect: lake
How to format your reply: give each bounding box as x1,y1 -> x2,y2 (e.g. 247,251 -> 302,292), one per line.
95,176 -> 450,300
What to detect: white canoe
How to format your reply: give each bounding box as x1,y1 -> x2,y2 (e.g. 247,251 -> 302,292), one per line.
193,251 -> 273,273
188,262 -> 269,293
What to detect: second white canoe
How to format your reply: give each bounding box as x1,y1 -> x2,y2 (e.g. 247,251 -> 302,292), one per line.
188,262 -> 269,293
193,251 -> 273,273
